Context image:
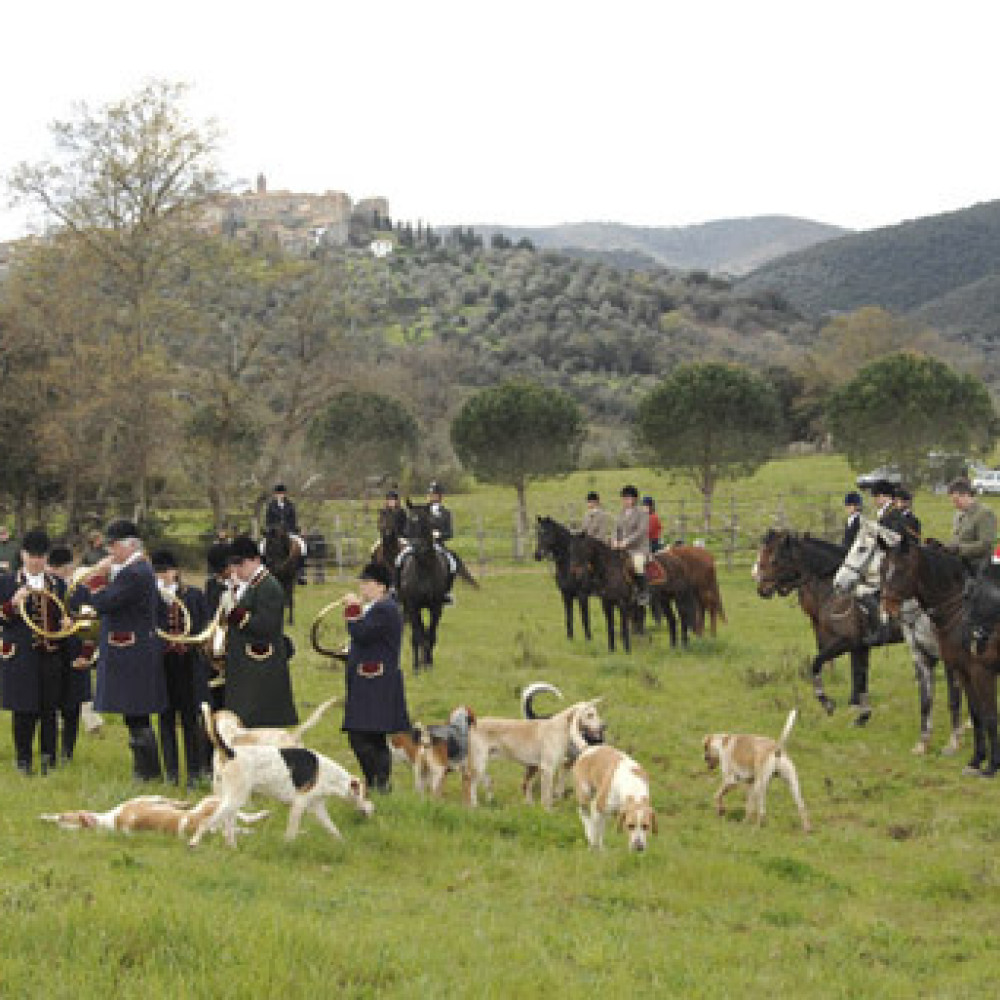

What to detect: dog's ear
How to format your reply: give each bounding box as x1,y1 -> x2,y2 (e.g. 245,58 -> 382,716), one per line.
650,808 -> 658,835
466,706 -> 477,725
351,778 -> 363,797
618,795 -> 635,830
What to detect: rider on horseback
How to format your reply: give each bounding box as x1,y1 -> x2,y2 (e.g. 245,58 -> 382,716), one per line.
395,483 -> 460,604
613,484 -> 651,606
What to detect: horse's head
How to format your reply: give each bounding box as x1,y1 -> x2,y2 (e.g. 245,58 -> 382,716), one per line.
833,518 -> 884,593
754,529 -> 800,598
404,503 -> 434,551
878,532 -> 917,618
534,516 -> 561,562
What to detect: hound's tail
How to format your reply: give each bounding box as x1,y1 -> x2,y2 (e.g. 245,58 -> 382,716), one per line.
201,702 -> 236,761
776,709 -> 798,754
521,682 -> 564,720
291,696 -> 339,743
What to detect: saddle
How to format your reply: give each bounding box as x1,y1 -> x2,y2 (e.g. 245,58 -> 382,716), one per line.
646,559 -> 666,586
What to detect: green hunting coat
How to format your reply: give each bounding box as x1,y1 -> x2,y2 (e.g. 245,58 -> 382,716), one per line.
951,501 -> 998,571
225,567 -> 298,727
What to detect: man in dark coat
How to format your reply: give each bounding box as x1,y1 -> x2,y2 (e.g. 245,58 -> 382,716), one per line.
153,549 -> 211,788
203,541 -> 232,710
46,545 -> 92,762
225,535 -> 298,727
86,519 -> 168,781
341,561 -> 409,792
0,529 -> 69,774
842,491 -> 864,549
265,484 -> 299,533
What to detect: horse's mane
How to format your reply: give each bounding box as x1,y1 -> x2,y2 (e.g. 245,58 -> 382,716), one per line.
913,539 -> 967,588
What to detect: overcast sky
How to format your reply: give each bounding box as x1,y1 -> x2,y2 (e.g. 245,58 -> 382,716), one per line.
3,0 -> 998,240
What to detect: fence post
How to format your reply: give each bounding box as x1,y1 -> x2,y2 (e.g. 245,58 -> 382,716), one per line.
334,514 -> 344,576
477,513 -> 486,577
727,495 -> 737,571
676,499 -> 687,544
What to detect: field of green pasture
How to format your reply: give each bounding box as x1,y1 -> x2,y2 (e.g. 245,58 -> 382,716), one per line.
2,458 -> 999,998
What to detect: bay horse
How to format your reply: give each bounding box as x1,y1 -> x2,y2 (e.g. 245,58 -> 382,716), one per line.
670,544 -> 726,637
754,529 -> 901,721
835,518 -> 962,755
648,548 -> 700,647
879,534 -> 999,776
534,516 -> 592,641
262,526 -> 304,625
568,533 -> 640,653
397,502 -> 450,673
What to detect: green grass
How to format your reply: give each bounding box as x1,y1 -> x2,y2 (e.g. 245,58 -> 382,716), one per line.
2,460 -> 1000,997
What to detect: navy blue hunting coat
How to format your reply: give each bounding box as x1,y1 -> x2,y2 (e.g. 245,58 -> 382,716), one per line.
342,595 -> 410,734
86,557 -> 168,716
0,571 -> 70,713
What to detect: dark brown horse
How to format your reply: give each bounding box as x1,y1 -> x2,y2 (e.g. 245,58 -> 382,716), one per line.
879,535 -> 999,776
568,533 -> 640,653
670,544 -> 726,636
262,526 -> 304,625
534,516 -> 592,641
754,529 -> 901,721
373,507 -> 403,571
648,549 -> 700,647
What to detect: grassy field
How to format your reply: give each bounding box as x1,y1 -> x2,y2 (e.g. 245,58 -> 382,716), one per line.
1,457 -> 999,998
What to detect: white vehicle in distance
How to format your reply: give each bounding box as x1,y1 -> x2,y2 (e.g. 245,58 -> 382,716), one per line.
972,470 -> 1000,495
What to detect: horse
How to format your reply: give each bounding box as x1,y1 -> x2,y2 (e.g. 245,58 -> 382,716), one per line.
648,548 -> 700,647
753,529 -> 901,721
397,502 -> 451,673
834,517 -> 962,755
262,526 -> 304,625
372,507 -> 403,572
879,533 -> 999,776
534,516 -> 592,641
567,533 -> 640,653
669,544 -> 726,637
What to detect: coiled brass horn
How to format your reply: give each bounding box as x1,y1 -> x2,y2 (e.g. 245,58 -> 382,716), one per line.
310,595 -> 351,660
156,592 -> 193,642
19,587 -> 93,641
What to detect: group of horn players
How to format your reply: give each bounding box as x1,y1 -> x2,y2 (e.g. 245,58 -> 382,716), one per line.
0,520 -> 259,786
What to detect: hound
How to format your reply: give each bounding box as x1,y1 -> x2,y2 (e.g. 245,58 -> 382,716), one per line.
389,705 -> 476,799
212,696 -> 339,749
194,703 -> 373,848
572,745 -> 657,851
465,685 -> 606,808
40,795 -> 269,839
702,709 -> 811,833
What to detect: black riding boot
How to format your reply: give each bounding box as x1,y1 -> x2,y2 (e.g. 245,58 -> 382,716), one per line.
182,712 -> 207,789
60,706 -> 80,762
636,573 -> 650,607
159,714 -> 180,784
128,719 -> 163,782
347,731 -> 378,788
12,712 -> 36,774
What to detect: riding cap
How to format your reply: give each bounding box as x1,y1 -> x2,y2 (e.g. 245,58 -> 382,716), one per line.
227,535 -> 261,562
273,484 -> 287,494
586,491 -> 600,502
869,480 -> 897,498
21,528 -> 50,556
151,549 -> 178,572
948,477 -> 973,496
206,542 -> 231,574
386,489 -> 400,500
428,481 -> 443,495
105,520 -> 140,543
359,561 -> 393,587
47,545 -> 73,568
896,486 -> 913,503
642,496 -> 655,509
844,491 -> 863,507
620,484 -> 639,498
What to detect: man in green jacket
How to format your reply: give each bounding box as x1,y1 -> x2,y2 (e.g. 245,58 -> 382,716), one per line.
225,535 -> 298,727
946,477 -> 998,574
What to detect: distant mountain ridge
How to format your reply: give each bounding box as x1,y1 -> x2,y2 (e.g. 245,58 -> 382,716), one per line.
470,216 -> 849,275
739,200 -> 1000,317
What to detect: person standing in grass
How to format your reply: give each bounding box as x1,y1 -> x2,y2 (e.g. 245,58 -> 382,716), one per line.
341,561 -> 409,793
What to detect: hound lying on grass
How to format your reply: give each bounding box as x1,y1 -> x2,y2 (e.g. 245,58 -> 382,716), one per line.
41,795 -> 269,839
194,703 -> 374,848
702,709 -> 811,833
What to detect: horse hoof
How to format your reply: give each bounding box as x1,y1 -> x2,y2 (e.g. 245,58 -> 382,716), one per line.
941,740 -> 960,756
852,711 -> 871,728
981,767 -> 998,779
821,698 -> 836,716
911,741 -> 928,756
962,764 -> 984,777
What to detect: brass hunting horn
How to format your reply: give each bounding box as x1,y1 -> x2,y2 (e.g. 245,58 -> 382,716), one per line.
310,595 -> 352,660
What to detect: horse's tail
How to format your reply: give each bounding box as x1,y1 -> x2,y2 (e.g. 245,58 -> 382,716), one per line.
521,682 -> 564,719
776,709 -> 798,754
456,554 -> 480,589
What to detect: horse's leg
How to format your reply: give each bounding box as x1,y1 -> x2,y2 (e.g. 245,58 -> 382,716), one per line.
957,669 -> 986,774
969,665 -> 999,777
811,635 -> 852,715
850,648 -> 872,726
409,606 -> 423,674
913,651 -> 936,755
603,599 -> 615,653
425,603 -> 442,668
661,596 -> 678,648
621,603 -> 631,654
580,596 -> 592,642
562,590 -> 574,640
943,663 -> 964,755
